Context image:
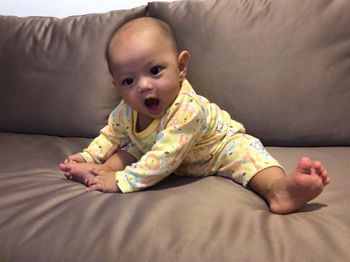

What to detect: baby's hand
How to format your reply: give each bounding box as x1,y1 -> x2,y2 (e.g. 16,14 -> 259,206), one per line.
86,169 -> 120,193
64,154 -> 85,164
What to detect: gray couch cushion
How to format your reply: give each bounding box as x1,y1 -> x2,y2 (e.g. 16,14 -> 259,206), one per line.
0,132 -> 349,261
149,0 -> 350,146
0,7 -> 146,137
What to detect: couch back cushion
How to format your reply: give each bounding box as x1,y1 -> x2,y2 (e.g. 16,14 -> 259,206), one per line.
149,0 -> 350,146
0,7 -> 146,137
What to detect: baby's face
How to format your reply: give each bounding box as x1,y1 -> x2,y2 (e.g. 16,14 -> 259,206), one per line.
109,28 -> 188,121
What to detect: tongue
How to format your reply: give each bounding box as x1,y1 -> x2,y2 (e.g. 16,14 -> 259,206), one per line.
145,98 -> 159,108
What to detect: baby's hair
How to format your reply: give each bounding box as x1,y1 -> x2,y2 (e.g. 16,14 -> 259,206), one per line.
106,17 -> 179,75
149,17 -> 179,53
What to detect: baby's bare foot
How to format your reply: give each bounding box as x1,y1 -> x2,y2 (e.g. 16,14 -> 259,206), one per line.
269,157 -> 330,214
59,162 -> 97,185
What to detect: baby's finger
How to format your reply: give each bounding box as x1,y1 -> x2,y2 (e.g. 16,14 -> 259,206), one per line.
86,183 -> 102,192
89,168 -> 102,177
85,175 -> 101,187
85,176 -> 94,186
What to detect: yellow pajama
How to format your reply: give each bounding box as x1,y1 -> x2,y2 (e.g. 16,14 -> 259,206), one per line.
80,80 -> 282,193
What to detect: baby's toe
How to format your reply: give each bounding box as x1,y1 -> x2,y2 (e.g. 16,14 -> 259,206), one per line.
297,157 -> 313,174
312,160 -> 322,171
321,170 -> 330,185
59,163 -> 69,172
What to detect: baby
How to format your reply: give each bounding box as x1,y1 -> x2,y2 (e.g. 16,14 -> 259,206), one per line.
59,17 -> 330,214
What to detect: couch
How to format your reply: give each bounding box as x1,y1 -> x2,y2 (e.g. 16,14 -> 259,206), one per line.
1,0 -> 350,261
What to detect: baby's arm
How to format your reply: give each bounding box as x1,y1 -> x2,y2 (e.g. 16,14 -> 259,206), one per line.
59,102 -> 131,182
114,102 -> 204,193
76,102 -> 131,164
64,154 -> 86,163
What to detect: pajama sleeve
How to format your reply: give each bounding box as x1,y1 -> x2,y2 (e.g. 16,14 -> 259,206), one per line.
80,102 -> 131,164
115,96 -> 206,193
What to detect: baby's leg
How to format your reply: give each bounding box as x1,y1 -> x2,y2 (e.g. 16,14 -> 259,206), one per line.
249,157 -> 330,214
216,134 -> 329,214
59,151 -> 137,186
102,150 -> 138,172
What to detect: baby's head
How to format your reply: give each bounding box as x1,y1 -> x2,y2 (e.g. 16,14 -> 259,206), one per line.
106,17 -> 190,120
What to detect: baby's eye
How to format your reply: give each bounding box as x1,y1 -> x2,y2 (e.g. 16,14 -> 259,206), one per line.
122,78 -> 134,86
150,66 -> 162,76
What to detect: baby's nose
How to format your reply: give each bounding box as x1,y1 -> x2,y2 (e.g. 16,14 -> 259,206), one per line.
138,77 -> 154,92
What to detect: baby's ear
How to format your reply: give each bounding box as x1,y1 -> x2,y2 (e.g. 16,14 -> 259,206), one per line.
178,51 -> 190,79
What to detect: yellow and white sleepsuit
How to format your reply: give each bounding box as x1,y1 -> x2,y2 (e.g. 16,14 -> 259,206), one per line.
80,80 -> 282,193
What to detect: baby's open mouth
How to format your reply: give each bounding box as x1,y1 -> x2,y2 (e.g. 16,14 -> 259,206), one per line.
144,97 -> 160,109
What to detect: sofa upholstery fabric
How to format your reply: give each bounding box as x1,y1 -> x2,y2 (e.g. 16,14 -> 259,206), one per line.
149,0 -> 350,146
1,132 -> 350,261
0,7 -> 146,137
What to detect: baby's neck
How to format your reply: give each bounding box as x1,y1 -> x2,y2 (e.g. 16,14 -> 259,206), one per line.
136,112 -> 155,132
